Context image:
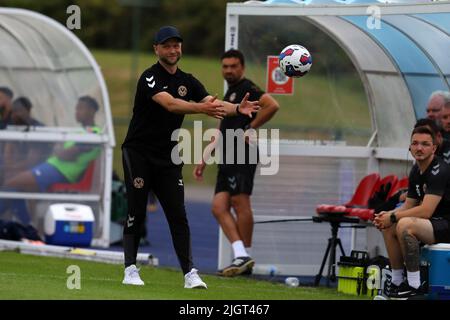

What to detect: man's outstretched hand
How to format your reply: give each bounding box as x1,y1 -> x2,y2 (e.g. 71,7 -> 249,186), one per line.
238,92 -> 260,118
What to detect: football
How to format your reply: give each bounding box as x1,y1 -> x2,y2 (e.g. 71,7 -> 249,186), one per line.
278,44 -> 312,77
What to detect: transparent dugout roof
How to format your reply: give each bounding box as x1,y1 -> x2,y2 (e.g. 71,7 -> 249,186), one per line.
0,8 -> 113,139
231,0 -> 450,147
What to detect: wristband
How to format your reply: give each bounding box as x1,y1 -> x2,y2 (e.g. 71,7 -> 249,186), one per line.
390,211 -> 397,224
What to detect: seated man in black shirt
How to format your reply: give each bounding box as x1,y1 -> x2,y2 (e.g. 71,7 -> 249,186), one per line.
374,126 -> 450,298
10,96 -> 44,127
3,97 -> 50,180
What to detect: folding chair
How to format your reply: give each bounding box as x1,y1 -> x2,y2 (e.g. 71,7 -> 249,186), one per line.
314,173 -> 380,286
316,173 -> 381,214
48,161 -> 96,193
347,174 -> 398,221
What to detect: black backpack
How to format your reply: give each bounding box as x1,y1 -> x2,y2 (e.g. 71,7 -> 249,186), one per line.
368,182 -> 399,213
0,219 -> 42,241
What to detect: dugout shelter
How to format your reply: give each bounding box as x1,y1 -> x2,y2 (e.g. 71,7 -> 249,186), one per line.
220,0 -> 450,276
0,8 -> 115,247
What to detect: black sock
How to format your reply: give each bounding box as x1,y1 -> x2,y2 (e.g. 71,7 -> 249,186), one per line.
123,234 -> 137,267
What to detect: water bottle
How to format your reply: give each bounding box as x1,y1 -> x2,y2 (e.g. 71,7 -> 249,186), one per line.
268,266 -> 277,277
285,277 -> 299,287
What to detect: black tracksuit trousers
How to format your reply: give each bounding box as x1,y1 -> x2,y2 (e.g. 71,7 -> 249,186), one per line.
122,147 -> 193,274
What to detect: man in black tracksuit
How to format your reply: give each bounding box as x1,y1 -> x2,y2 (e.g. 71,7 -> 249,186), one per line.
121,26 -> 259,288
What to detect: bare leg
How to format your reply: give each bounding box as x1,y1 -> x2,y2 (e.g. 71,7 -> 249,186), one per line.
230,194 -> 253,248
211,192 -> 241,243
396,217 -> 435,272
4,171 -> 39,192
382,224 -> 404,269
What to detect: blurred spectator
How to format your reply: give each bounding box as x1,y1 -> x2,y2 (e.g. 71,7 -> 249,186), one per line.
0,86 -> 14,184
0,86 -> 13,129
0,96 -> 101,224
440,101 -> 450,139
10,96 -> 44,127
3,97 -> 51,180
440,101 -> 450,164
426,90 -> 450,124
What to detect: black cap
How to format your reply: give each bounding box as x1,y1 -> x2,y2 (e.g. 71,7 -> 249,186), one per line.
154,26 -> 183,45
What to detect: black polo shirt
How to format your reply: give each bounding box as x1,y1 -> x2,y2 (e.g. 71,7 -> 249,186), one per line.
122,62 -> 209,163
218,78 -> 263,169
407,156 -> 450,219
220,78 -> 263,132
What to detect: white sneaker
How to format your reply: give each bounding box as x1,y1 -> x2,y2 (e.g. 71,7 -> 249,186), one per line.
184,268 -> 207,289
122,264 -> 144,286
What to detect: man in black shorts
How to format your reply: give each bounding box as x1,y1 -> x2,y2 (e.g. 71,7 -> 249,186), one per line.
374,126 -> 450,298
121,27 -> 259,288
194,49 -> 279,276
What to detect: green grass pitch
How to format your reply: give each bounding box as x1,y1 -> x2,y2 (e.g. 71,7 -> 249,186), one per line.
0,251 -> 367,300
